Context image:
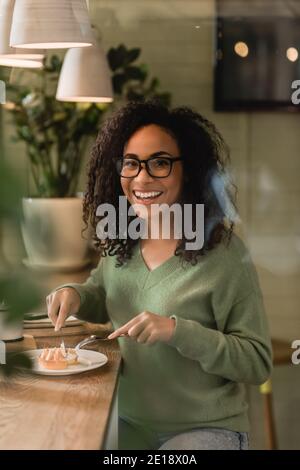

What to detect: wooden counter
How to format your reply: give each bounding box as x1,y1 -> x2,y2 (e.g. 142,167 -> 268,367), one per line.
0,324 -> 122,450
0,257 -> 123,450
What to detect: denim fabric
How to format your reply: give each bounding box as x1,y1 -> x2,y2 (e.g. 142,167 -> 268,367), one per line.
157,427 -> 249,450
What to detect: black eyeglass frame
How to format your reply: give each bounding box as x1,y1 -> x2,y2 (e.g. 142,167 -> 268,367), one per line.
116,155 -> 184,178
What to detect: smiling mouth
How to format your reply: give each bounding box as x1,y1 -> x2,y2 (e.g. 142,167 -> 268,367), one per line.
132,190 -> 163,201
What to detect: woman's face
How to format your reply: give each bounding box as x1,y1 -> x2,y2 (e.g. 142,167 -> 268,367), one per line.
121,124 -> 184,218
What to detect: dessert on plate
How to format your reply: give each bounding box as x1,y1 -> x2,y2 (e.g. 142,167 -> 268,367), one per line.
38,344 -> 78,370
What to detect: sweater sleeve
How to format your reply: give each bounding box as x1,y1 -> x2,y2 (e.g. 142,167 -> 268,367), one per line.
53,259 -> 109,324
167,244 -> 273,385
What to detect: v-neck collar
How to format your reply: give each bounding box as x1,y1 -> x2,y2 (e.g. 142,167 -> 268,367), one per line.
130,241 -> 182,290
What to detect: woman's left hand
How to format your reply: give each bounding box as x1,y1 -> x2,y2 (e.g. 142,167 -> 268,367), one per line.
107,311 -> 176,345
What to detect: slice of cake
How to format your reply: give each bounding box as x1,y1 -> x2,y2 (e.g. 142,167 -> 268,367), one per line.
38,345 -> 78,370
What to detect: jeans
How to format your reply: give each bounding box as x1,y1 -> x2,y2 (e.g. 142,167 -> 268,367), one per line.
118,416 -> 249,450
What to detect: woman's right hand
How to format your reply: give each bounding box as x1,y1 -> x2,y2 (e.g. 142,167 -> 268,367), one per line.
46,288 -> 81,331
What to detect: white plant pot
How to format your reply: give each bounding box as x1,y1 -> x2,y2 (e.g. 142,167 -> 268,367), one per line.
0,306 -> 23,342
21,197 -> 91,272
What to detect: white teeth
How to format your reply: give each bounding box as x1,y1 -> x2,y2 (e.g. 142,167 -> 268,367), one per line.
134,191 -> 162,199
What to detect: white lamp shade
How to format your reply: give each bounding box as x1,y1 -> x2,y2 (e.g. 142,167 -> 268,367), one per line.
0,0 -> 44,68
10,0 -> 94,49
0,56 -> 43,68
56,43 -> 113,103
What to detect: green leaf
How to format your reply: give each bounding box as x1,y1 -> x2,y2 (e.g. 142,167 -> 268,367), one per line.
125,66 -> 146,82
107,45 -> 128,71
18,126 -> 33,143
0,274 -> 41,322
153,92 -> 172,107
149,77 -> 160,91
126,90 -> 144,101
126,48 -> 141,64
50,55 -> 62,72
107,48 -> 118,71
139,63 -> 149,75
112,73 -> 128,94
52,112 -> 67,122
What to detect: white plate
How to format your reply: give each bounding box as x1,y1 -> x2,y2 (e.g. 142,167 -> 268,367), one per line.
26,349 -> 108,376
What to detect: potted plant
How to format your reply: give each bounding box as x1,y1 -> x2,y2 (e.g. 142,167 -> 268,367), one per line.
3,45 -> 171,271
0,153 -> 40,374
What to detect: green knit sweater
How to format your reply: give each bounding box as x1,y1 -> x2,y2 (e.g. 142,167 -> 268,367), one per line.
56,233 -> 272,433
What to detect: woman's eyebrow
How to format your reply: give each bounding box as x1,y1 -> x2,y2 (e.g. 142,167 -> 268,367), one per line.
123,151 -> 173,158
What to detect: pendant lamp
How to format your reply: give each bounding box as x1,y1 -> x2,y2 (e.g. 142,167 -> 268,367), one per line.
10,0 -> 94,49
56,37 -> 113,103
0,0 -> 44,68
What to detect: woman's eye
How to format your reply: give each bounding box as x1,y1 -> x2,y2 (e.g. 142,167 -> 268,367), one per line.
124,160 -> 138,168
153,158 -> 169,167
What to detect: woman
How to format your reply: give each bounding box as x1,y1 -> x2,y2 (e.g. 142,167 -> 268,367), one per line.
47,101 -> 272,450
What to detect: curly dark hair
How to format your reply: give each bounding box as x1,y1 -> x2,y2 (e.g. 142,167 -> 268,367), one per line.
83,100 -> 238,266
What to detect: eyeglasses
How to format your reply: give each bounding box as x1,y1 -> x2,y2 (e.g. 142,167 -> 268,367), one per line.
116,155 -> 183,178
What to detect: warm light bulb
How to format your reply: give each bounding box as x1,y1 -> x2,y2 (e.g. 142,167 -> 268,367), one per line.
58,96 -> 113,103
17,42 -> 92,49
234,41 -> 249,58
0,58 -> 43,68
286,47 -> 298,62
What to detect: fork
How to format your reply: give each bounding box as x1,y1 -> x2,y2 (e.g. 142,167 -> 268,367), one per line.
60,338 -> 66,352
75,333 -> 127,350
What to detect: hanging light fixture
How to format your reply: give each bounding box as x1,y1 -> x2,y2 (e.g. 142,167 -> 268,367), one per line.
10,0 -> 94,50
0,0 -> 44,68
56,33 -> 113,103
